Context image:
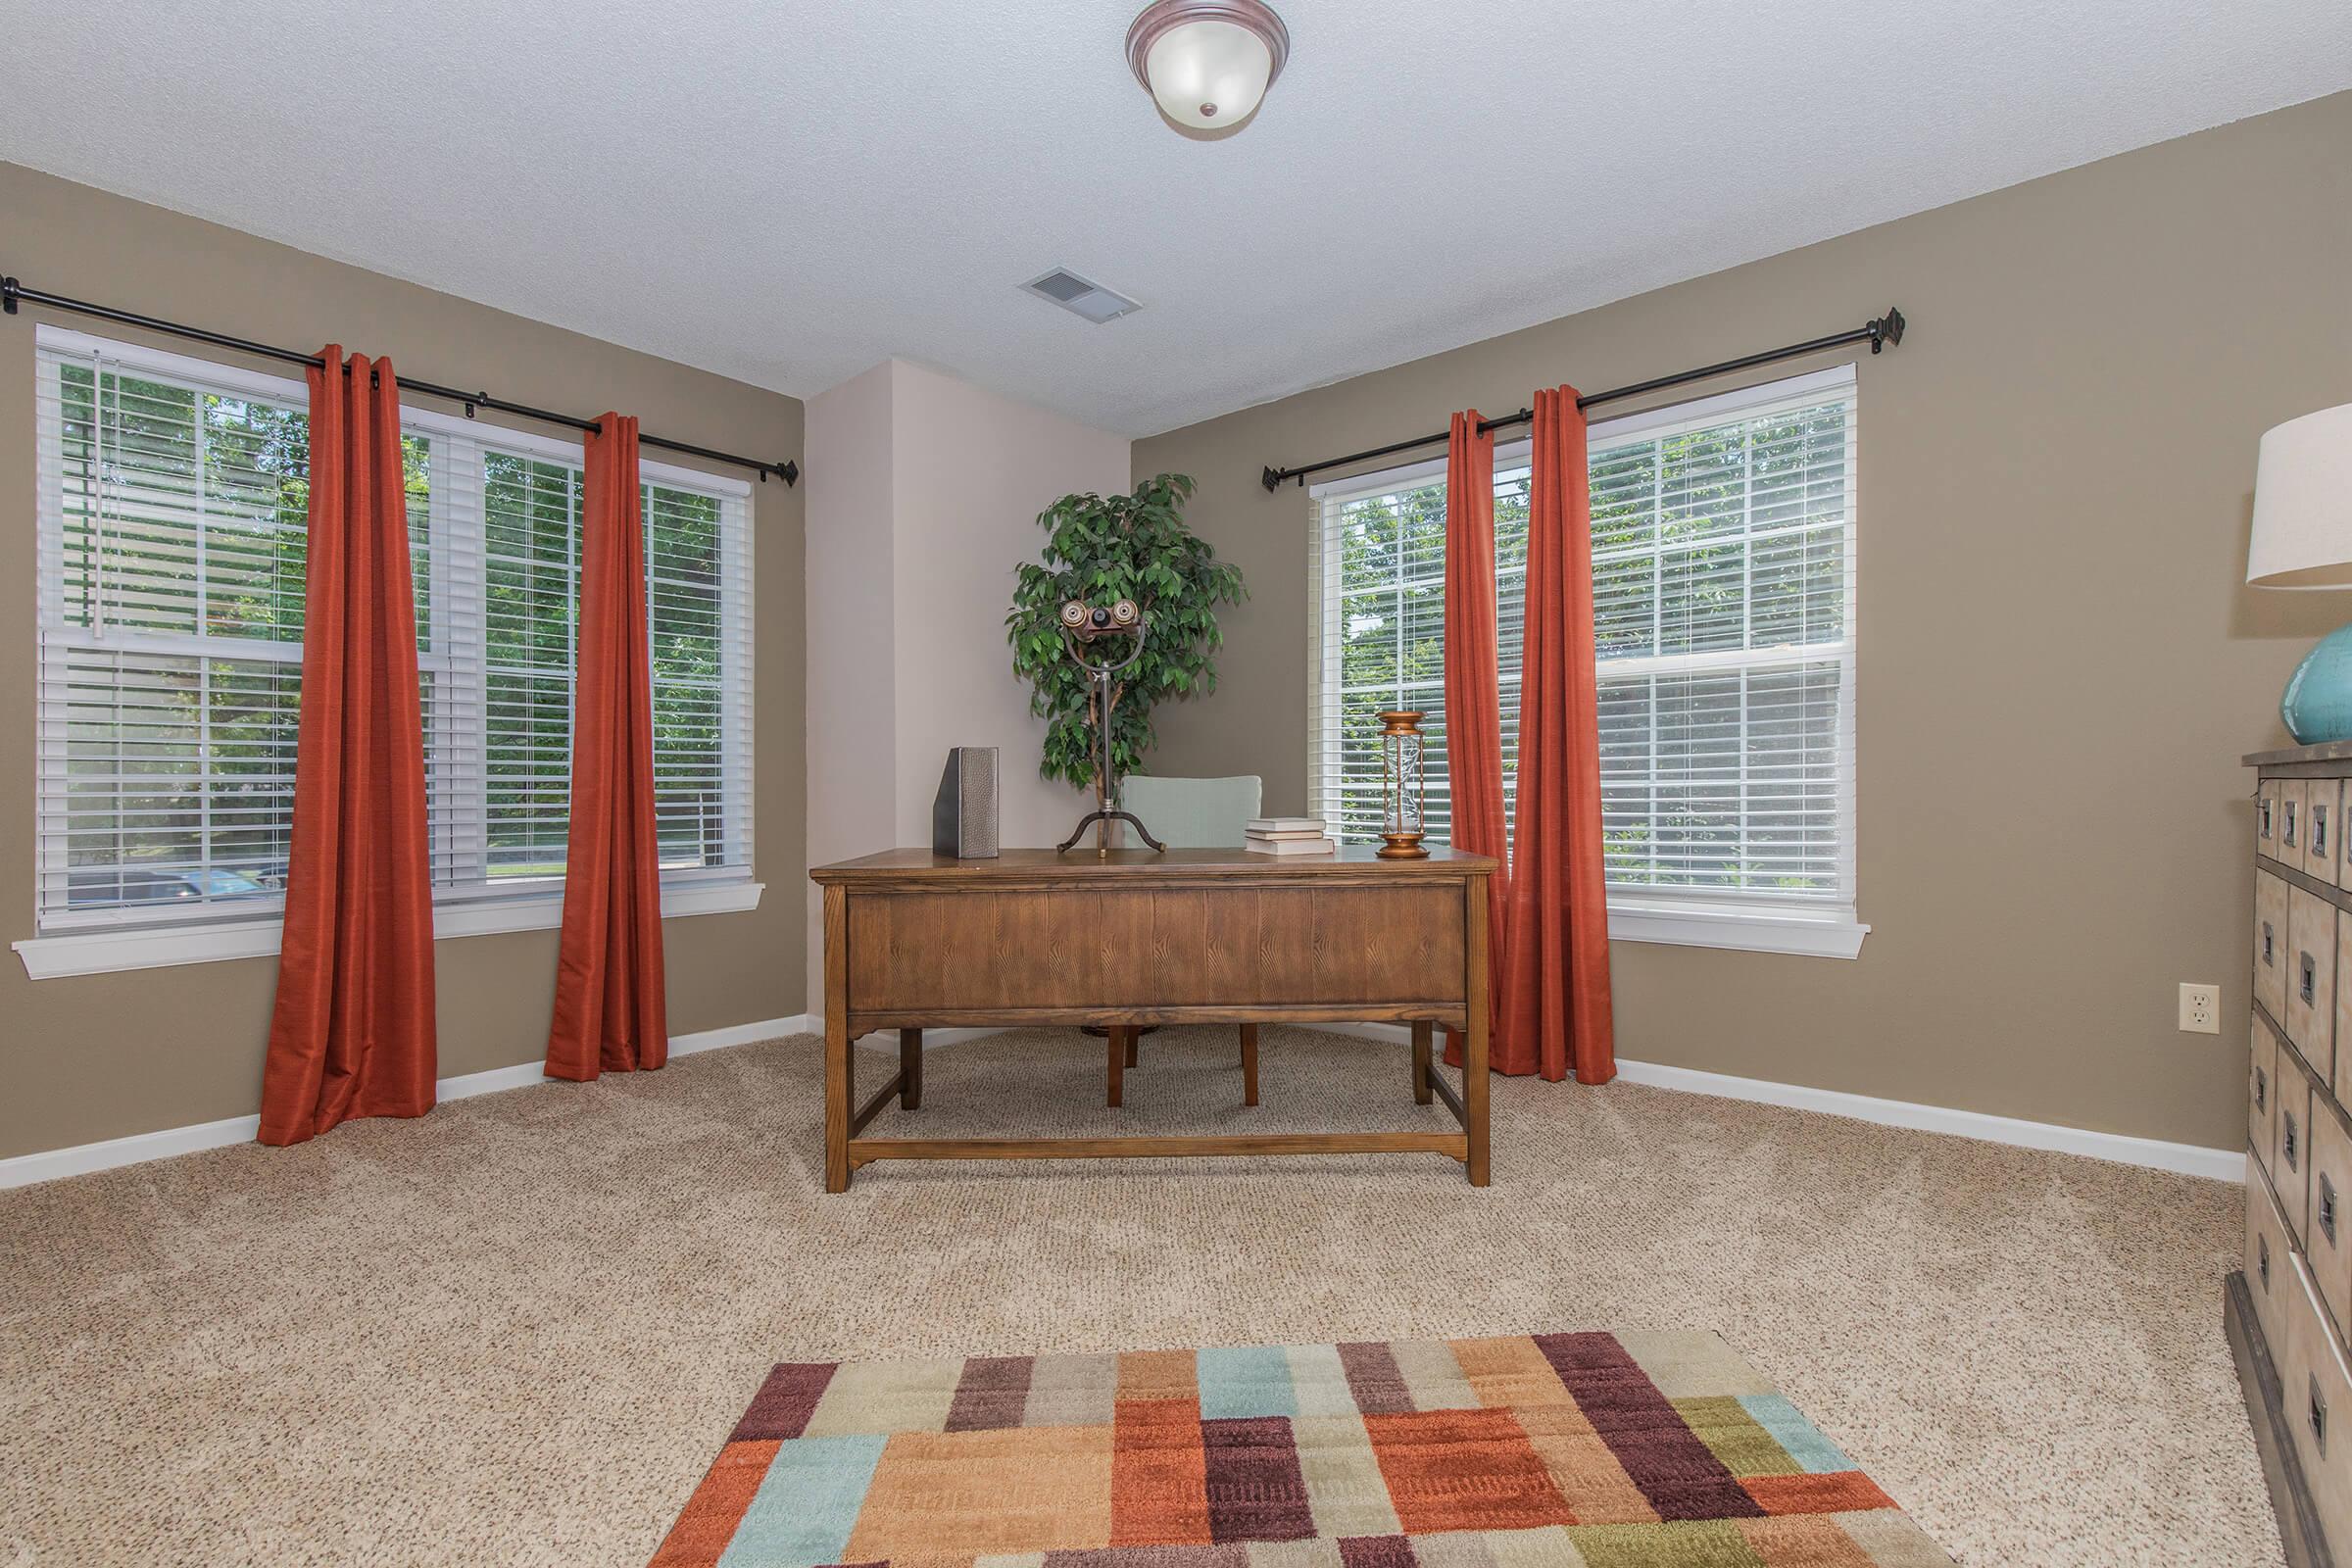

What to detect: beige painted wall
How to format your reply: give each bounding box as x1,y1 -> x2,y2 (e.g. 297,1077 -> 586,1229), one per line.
0,162 -> 808,1161
1133,90 -> 2352,1152
886,361 -> 1132,847
803,359 -> 1130,996
804,361 -> 901,1009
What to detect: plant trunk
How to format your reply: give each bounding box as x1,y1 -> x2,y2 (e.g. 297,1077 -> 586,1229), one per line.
1099,678 -> 1125,853
1089,685 -> 1108,853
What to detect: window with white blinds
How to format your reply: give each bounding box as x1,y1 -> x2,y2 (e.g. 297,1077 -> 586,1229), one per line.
32,328 -> 754,939
1308,365 -> 1859,934
1305,452 -> 1531,846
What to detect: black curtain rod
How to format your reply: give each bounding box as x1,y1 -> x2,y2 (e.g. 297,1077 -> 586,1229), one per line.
1259,307 -> 1905,491
2,272 -> 800,487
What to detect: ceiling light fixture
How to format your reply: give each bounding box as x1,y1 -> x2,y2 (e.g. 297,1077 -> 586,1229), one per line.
1125,0 -> 1290,134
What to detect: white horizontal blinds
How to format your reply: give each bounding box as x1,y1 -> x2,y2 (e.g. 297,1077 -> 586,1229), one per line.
1315,468 -> 1444,844
33,343 -> 447,931
35,346 -> 311,928
479,451 -> 581,882
31,327 -> 760,940
645,479 -> 753,876
419,432 -> 487,894
1493,457 -> 1532,828
1308,365 -> 1857,913
1310,457 -> 1525,847
36,646 -> 304,927
456,445 -> 755,890
1591,368 -> 1856,906
1303,485 -> 1335,829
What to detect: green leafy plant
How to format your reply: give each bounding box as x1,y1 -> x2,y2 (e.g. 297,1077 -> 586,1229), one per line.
1006,473 -> 1247,801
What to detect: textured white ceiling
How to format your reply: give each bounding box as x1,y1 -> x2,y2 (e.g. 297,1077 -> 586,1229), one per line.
4,2 -> 2347,437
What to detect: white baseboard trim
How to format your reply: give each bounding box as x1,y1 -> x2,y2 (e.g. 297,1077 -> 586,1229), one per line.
2,1015 -> 2240,1190
681,1015 -> 815,1052
0,1110 -> 270,1190
0,1013 -> 813,1191
1612,1057 -> 2245,1182
1305,1022 -> 2243,1183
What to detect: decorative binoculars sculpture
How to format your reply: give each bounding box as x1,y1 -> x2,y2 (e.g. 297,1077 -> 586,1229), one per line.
1060,596 -> 1142,640
1054,598 -> 1165,857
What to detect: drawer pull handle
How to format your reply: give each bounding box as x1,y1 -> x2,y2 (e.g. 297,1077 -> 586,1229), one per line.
2264,799 -> 2276,840
2265,922 -> 2277,968
2318,807 -> 2330,858
2286,1110 -> 2301,1170
2325,1174 -> 2339,1247
2303,953 -> 2318,1005
2258,1065 -> 2270,1112
2287,802 -> 2301,848
2261,1233 -> 2273,1290
2314,1376 -> 2329,1456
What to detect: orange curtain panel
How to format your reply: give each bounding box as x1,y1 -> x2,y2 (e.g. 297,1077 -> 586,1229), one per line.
1442,410 -> 1509,1067
257,349 -> 438,1146
1497,385 -> 1616,1082
545,414 -> 669,1080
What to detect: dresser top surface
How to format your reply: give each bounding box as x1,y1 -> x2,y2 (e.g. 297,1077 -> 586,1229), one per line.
810,845 -> 1498,884
2247,740 -> 2352,767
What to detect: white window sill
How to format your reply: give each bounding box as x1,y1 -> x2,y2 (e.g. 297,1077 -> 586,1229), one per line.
1607,899 -> 1868,959
13,879 -> 764,981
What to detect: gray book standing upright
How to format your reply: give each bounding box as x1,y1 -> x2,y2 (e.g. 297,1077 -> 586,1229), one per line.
932,747 -> 1000,858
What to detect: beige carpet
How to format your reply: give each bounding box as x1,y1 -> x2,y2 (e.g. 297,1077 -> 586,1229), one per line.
0,1026 -> 2275,1567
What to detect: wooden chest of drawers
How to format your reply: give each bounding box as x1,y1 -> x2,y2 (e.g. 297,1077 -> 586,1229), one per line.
2236,742 -> 2352,1568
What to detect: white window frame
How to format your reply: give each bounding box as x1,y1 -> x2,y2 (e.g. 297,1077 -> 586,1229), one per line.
16,327 -> 761,980
1306,364 -> 1866,959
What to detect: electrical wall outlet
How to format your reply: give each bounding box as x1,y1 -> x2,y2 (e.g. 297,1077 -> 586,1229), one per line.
2180,982 -> 2221,1035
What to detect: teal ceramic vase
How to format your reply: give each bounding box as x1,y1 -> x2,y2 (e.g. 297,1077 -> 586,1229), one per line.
2283,623 -> 2352,744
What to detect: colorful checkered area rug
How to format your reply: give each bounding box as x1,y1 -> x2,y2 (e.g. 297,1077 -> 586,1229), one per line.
650,1332 -> 1954,1568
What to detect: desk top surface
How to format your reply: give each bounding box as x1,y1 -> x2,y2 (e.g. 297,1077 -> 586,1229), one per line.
810,845 -> 1497,884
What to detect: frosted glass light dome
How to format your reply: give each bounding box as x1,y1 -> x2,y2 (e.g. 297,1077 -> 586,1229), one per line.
1127,2 -> 1290,133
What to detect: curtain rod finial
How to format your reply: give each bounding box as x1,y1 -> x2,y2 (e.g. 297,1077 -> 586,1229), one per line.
1870,307 -> 1905,353
781,460 -> 800,487
1261,466 -> 1284,492
2,277 -> 18,315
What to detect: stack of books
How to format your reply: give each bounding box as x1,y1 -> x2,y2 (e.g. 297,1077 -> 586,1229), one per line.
1244,816 -> 1334,856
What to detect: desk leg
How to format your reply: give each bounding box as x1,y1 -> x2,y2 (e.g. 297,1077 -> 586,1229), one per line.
1465,879 -> 1492,1187
1465,1016 -> 1491,1186
900,1029 -> 923,1110
1240,1024 -> 1259,1107
1106,1027 -> 1125,1108
1411,1021 -> 1433,1105
824,886 -> 852,1193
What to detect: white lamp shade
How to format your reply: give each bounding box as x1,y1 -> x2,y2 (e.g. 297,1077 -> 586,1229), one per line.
1145,20 -> 1275,129
2249,401 -> 2352,589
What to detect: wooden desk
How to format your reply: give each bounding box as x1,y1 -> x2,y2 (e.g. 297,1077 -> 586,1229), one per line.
808,847 -> 1497,1191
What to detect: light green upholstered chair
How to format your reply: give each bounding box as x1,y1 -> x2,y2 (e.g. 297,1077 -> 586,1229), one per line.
1112,775 -> 1264,1106
1120,774 -> 1263,850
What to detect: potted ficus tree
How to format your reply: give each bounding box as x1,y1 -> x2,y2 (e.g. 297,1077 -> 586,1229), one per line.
1006,473 -> 1248,848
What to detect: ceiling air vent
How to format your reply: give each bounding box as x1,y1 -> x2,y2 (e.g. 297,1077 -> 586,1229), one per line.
1021,269 -> 1142,324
